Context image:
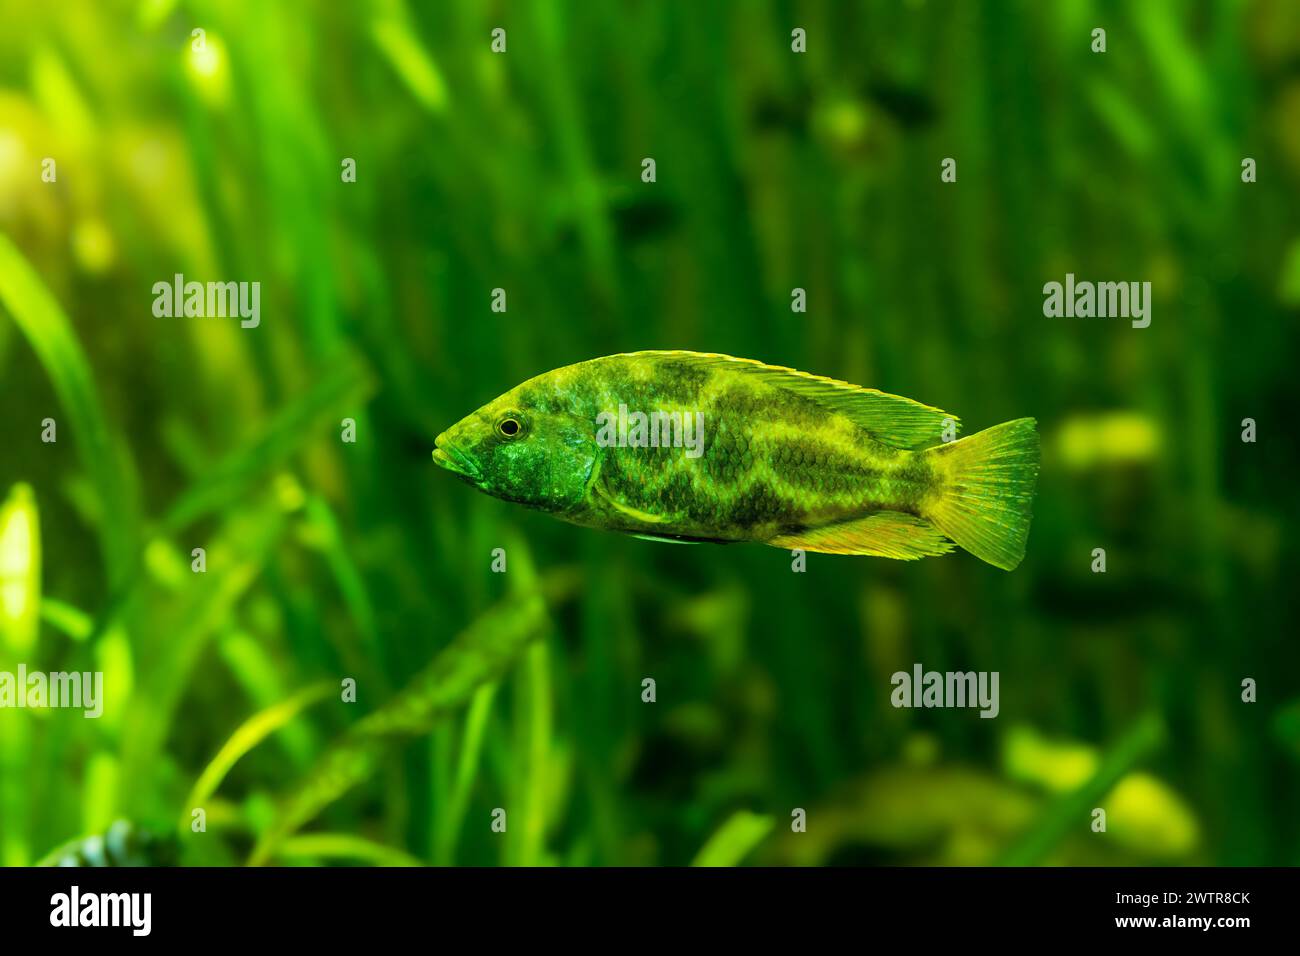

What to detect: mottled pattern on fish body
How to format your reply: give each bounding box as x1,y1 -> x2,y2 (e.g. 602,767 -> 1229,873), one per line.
433,351 -> 1040,569
558,356 -> 939,541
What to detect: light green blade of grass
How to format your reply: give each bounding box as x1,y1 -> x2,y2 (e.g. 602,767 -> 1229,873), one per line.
218,629 -> 320,767
275,833 -> 426,867
0,713 -> 31,866
31,46 -> 97,149
160,351 -> 372,533
522,0 -> 617,300
248,570 -> 581,865
997,712 -> 1166,866
92,625 -> 133,733
369,0 -> 449,114
510,638 -> 553,866
0,483 -> 40,655
85,352 -> 370,653
39,597 -> 94,642
118,496 -> 292,796
136,0 -> 179,30
0,483 -> 40,866
0,234 -> 140,590
1086,78 -> 1156,160
228,1 -> 348,358
81,752 -> 119,834
179,682 -> 335,837
303,494 -> 380,658
434,682 -> 498,866
690,811 -> 776,868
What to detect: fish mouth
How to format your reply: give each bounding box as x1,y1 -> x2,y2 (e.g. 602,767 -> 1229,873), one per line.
432,435 -> 481,482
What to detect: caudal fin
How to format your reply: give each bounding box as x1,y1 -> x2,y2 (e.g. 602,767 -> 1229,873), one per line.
922,418 -> 1040,571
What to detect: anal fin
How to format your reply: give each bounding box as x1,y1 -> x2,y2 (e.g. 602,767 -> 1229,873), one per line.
769,513 -> 955,559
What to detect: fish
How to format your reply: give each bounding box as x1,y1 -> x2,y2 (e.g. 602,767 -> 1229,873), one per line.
36,820 -> 178,867
432,351 -> 1040,570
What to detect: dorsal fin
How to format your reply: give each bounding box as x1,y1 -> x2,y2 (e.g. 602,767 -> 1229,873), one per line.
623,351 -> 958,449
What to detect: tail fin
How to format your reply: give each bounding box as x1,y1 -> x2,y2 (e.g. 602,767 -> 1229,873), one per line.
922,418 -> 1040,571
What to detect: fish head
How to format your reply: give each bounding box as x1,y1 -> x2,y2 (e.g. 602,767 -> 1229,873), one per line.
433,388 -> 599,513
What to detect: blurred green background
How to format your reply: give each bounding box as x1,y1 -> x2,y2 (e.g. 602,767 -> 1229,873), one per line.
1,0 -> 1297,867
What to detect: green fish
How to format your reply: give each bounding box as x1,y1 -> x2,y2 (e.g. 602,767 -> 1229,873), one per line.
433,351 -> 1040,570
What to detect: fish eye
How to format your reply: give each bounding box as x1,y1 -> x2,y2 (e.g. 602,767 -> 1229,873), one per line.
497,416 -> 522,438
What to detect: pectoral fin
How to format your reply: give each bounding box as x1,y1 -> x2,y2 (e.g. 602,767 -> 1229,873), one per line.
590,470 -> 672,525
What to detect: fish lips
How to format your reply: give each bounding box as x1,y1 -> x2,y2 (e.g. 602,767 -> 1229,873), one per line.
432,436 -> 482,484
